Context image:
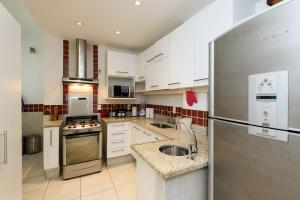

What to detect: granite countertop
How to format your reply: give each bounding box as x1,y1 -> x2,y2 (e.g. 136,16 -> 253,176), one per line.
101,117 -> 208,179
43,120 -> 64,128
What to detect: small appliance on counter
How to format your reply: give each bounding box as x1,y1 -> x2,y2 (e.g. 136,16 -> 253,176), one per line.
132,106 -> 137,117
116,109 -> 126,118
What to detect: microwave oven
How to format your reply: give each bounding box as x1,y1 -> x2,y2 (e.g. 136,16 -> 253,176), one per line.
112,85 -> 130,98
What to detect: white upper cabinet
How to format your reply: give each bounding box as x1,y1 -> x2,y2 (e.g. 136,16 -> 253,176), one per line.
107,50 -> 137,77
145,57 -> 169,91
145,34 -> 169,66
136,51 -> 146,82
144,34 -> 170,91
194,0 -> 234,85
169,17 -> 195,89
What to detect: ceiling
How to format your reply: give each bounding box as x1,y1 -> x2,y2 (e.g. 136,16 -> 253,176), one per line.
3,0 -> 214,51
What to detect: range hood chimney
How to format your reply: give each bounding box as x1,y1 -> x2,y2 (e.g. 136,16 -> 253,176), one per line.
62,39 -> 98,84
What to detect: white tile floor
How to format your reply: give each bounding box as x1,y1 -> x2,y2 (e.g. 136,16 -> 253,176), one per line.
22,153 -> 137,200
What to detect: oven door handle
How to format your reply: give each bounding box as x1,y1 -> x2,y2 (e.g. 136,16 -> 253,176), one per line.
65,132 -> 100,139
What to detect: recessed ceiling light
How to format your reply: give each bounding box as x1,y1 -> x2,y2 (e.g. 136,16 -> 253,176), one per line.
134,0 -> 141,6
115,30 -> 121,35
76,21 -> 83,27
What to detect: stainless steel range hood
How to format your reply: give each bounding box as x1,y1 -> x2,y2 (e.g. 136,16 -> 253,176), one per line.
62,39 -> 99,84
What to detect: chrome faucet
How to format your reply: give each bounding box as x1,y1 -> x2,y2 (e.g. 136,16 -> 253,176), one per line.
176,121 -> 198,154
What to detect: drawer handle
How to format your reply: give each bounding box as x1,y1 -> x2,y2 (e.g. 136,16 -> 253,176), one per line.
112,124 -> 125,127
138,76 -> 145,79
143,131 -> 151,136
50,130 -> 53,146
154,137 -> 160,140
116,71 -> 128,74
194,78 -> 206,81
150,85 -> 159,88
112,132 -> 125,136
134,127 -> 141,131
112,148 -> 125,153
2,131 -> 8,165
168,82 -> 180,86
112,140 -> 125,144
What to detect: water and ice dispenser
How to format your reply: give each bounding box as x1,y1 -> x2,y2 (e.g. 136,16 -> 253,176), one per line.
248,71 -> 289,142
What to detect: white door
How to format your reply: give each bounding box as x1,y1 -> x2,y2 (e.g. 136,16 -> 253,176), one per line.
194,0 -> 234,84
146,57 -> 169,91
169,17 -> 195,89
0,3 -> 22,199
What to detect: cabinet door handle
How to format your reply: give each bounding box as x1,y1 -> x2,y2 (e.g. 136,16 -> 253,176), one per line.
143,131 -> 151,136
112,140 -> 125,144
168,82 -> 180,86
112,148 -> 125,153
154,137 -> 160,140
134,127 -> 141,131
138,76 -> 145,79
112,132 -> 125,136
150,85 -> 159,88
50,130 -> 53,146
194,78 -> 206,81
3,131 -> 7,165
147,53 -> 164,63
116,71 -> 129,74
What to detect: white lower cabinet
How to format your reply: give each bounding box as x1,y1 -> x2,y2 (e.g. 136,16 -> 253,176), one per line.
107,122 -> 130,158
43,127 -> 60,175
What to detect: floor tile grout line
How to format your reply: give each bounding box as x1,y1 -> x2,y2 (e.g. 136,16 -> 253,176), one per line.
42,177 -> 50,200
107,166 -> 121,200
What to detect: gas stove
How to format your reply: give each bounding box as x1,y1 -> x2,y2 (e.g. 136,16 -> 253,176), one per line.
63,115 -> 101,135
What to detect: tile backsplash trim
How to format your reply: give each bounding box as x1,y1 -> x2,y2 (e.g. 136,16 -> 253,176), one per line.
99,104 -> 208,126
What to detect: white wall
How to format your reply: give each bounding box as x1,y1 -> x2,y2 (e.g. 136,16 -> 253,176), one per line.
42,35 -> 63,105
21,32 -> 43,104
145,92 -> 208,111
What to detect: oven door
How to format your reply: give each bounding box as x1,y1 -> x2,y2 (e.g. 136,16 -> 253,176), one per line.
64,132 -> 100,165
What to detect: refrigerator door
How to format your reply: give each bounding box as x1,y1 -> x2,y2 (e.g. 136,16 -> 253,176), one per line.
209,0 -> 300,130
209,119 -> 300,200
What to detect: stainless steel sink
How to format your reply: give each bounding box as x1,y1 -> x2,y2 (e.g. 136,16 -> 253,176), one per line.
159,145 -> 188,156
150,123 -> 173,129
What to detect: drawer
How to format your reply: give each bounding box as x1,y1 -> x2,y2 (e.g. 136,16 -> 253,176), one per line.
107,147 -> 130,158
107,138 -> 129,149
108,122 -> 129,132
108,130 -> 129,140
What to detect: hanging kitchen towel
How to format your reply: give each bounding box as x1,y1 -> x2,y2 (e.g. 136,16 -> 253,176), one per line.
186,90 -> 198,106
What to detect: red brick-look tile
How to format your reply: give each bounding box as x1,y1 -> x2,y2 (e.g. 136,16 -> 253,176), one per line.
23,104 -> 44,112
63,84 -> 69,114
63,40 -> 69,77
93,85 -> 98,113
93,45 -> 98,79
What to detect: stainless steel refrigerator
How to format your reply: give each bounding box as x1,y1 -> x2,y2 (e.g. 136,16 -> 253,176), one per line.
209,1 -> 300,200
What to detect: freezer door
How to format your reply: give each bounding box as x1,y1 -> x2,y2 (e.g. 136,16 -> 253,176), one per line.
209,119 -> 300,200
210,0 -> 300,129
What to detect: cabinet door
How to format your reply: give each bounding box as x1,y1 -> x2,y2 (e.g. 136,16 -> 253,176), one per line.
169,17 -> 195,89
194,0 -> 234,85
144,45 -> 156,66
154,34 -> 170,62
136,52 -> 146,82
131,125 -> 142,145
107,50 -> 136,77
146,57 -> 169,91
43,127 -> 59,169
141,130 -> 153,143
